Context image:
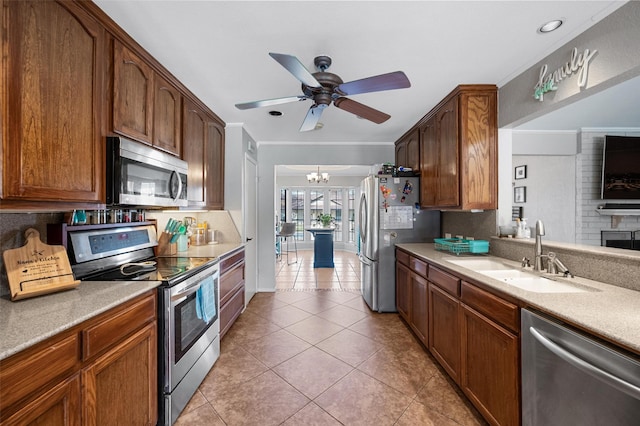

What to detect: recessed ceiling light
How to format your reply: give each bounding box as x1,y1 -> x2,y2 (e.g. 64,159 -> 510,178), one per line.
538,19 -> 563,34
268,110 -> 282,116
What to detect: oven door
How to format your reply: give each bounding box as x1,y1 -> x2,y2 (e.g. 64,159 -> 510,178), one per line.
164,265 -> 220,392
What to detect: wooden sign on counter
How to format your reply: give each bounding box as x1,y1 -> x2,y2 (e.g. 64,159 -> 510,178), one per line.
2,228 -> 79,301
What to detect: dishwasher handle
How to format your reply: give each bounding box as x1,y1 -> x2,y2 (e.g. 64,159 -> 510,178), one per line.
529,326 -> 640,400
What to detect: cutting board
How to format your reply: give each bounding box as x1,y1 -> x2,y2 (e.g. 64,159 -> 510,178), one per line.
3,228 -> 80,301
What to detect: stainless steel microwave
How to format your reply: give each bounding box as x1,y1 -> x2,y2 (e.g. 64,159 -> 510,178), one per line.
106,136 -> 188,207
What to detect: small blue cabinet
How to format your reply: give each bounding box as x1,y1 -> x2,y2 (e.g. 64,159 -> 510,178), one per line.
306,228 -> 335,268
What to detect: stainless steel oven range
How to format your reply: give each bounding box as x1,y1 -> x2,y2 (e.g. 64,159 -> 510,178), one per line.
53,222 -> 220,425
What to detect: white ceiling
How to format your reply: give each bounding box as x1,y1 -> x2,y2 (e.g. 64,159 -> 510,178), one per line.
94,0 -> 631,146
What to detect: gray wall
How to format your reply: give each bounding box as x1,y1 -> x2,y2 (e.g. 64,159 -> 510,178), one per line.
499,1 -> 640,128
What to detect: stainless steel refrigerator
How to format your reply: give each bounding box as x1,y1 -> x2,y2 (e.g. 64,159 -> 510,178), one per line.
358,175 -> 440,312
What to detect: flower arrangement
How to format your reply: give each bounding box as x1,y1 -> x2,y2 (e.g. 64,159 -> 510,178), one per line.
317,213 -> 334,227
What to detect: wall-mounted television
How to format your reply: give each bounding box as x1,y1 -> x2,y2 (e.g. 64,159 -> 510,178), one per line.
601,135 -> 640,200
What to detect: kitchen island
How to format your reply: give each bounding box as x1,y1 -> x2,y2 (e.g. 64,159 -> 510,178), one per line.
306,227 -> 335,268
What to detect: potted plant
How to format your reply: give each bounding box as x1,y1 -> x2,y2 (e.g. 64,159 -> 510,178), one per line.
317,213 -> 334,228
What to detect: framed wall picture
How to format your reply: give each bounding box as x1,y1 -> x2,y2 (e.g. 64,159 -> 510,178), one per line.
515,165 -> 527,180
514,186 -> 526,203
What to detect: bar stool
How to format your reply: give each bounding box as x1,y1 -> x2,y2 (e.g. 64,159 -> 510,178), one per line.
276,222 -> 298,265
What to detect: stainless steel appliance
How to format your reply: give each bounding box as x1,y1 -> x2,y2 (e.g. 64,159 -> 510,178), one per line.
107,136 -> 188,207
55,222 -> 220,425
522,309 -> 640,426
358,175 -> 440,312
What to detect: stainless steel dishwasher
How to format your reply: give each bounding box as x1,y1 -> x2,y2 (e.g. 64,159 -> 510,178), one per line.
522,309 -> 640,426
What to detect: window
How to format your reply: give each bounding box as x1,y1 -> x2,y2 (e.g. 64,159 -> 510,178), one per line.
278,187 -> 358,246
310,190 -> 324,227
347,188 -> 356,243
290,190 -> 305,240
329,189 -> 342,241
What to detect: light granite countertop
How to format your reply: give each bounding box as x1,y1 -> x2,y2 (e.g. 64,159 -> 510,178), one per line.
0,280 -> 161,360
396,243 -> 640,355
0,243 -> 245,361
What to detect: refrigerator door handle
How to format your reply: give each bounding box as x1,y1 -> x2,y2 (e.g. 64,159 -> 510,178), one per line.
358,253 -> 373,266
359,192 -> 368,246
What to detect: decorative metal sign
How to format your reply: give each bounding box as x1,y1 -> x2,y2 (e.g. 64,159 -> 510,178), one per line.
533,47 -> 597,101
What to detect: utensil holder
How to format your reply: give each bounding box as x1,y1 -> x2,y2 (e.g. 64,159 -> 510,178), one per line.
156,232 -> 177,255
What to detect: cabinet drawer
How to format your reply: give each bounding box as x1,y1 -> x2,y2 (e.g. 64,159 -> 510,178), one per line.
83,293 -> 156,360
428,266 -> 460,296
220,263 -> 245,305
220,287 -> 245,339
410,256 -> 428,277
0,333 -> 80,410
461,281 -> 519,333
396,249 -> 410,267
221,249 -> 245,274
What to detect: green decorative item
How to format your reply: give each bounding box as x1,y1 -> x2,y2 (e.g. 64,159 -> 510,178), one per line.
318,213 -> 333,227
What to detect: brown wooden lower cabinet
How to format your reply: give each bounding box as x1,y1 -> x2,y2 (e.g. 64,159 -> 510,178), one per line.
428,283 -> 461,383
0,291 -> 157,426
82,322 -> 157,426
395,260 -> 411,322
409,272 -> 429,344
460,303 -> 519,426
395,248 -> 521,426
1,374 -> 81,426
219,248 -> 245,338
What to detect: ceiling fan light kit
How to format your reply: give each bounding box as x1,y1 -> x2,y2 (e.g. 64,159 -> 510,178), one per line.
235,52 -> 411,131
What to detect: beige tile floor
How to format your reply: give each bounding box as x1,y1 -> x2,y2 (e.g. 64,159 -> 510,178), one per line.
175,251 -> 486,425
274,250 -> 362,291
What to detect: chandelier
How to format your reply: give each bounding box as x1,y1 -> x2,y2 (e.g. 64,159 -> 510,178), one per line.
307,166 -> 329,183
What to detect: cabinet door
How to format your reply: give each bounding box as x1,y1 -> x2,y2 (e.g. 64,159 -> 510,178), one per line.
409,272 -> 428,344
436,97 -> 459,207
395,261 -> 411,322
205,120 -> 225,209
405,129 -> 420,171
395,140 -> 407,170
82,322 -> 157,426
2,0 -> 105,203
428,283 -> 460,383
420,117 -> 437,207
182,99 -> 207,206
113,41 -> 154,144
461,304 -> 519,426
1,374 -> 81,426
459,91 -> 498,210
153,74 -> 182,156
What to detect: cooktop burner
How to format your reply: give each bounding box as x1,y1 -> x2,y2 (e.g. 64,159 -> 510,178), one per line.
84,256 -> 217,283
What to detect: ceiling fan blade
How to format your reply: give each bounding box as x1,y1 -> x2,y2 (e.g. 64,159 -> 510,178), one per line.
334,98 -> 390,124
235,95 -> 307,110
299,105 -> 325,132
337,71 -> 411,96
269,53 -> 322,88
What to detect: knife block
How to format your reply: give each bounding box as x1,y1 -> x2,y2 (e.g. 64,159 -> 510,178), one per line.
156,232 -> 177,256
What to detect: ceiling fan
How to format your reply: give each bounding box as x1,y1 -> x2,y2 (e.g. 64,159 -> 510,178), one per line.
235,53 -> 411,132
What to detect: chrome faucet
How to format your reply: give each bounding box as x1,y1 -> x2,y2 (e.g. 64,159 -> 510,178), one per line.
534,220 -> 545,271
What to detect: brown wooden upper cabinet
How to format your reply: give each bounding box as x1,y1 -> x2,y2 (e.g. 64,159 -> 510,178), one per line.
113,41 -> 182,156
418,85 -> 497,210
182,99 -> 225,210
394,128 -> 420,171
1,0 -> 105,204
